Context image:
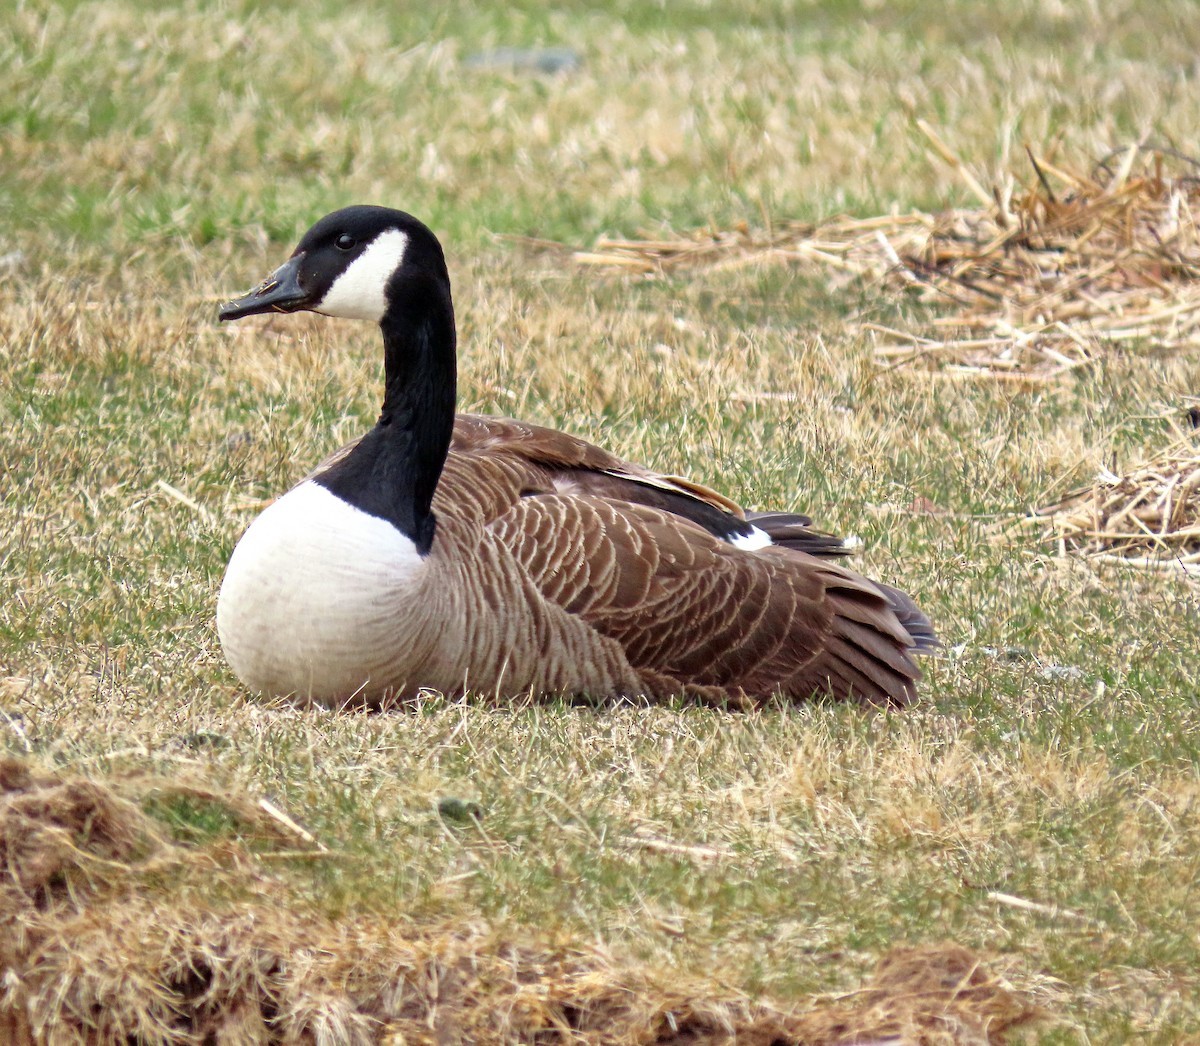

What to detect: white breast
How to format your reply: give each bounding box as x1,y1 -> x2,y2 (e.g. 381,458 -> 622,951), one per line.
216,480 -> 428,702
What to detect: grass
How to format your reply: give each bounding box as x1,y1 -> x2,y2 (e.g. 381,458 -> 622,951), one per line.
4,0 -> 1200,1040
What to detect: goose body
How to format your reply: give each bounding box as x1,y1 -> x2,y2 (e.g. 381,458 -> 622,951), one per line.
217,206 -> 935,709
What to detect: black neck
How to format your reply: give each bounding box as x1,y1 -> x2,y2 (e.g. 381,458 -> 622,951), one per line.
314,278 -> 456,554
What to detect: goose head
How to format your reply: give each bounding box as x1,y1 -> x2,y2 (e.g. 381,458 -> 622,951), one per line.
219,206 -> 450,325
218,206 -> 459,557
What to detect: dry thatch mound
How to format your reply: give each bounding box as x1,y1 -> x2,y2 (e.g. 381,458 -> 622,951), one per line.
0,756 -> 1040,1044
575,136 -> 1200,382
1017,417 -> 1200,574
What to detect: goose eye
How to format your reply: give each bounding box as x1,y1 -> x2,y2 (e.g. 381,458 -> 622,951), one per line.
335,234 -> 356,251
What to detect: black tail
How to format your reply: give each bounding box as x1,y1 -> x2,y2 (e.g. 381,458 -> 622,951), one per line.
745,510 -> 855,559
870,580 -> 939,653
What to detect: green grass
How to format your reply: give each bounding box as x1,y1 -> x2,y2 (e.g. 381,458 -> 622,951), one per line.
5,0 -> 1200,1040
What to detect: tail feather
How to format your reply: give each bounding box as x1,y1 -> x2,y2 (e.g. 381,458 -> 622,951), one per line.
870,580 -> 940,653
748,511 -> 939,656
745,510 -> 853,559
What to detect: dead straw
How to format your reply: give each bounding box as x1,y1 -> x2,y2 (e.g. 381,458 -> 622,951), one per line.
1015,417 -> 1200,573
571,140 -> 1200,380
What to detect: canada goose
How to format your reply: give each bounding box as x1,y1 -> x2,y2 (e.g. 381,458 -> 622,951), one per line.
217,206 -> 936,709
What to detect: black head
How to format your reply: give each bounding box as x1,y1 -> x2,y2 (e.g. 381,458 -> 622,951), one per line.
219,206 -> 449,323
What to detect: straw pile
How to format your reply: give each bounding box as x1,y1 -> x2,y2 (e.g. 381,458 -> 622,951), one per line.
574,132 -> 1200,381
1018,417 -> 1200,573
0,756 -> 1042,1044
573,132 -> 1200,569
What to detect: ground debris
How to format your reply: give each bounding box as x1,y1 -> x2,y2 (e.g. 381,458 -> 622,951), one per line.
0,756 -> 1043,1044
572,140 -> 1200,380
1017,415 -> 1200,573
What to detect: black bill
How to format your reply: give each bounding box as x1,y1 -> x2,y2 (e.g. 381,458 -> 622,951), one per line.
218,254 -> 308,321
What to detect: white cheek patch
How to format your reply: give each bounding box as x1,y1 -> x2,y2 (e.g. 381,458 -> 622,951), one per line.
316,228 -> 410,321
729,526 -> 773,551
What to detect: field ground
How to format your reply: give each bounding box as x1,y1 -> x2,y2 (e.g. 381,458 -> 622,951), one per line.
4,0 -> 1200,1041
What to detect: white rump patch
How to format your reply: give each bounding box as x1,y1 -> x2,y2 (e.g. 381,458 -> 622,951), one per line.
316,228 -> 409,322
729,526 -> 773,551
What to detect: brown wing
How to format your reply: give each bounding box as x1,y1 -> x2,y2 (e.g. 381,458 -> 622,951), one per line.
486,493 -> 921,707
442,413 -> 745,516
310,415 -> 845,553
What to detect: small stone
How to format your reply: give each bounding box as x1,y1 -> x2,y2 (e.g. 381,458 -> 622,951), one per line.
463,47 -> 582,74
437,797 -> 484,824
177,731 -> 231,750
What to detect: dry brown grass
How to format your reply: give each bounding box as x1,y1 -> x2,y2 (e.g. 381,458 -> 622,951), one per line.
573,141 -> 1200,381
0,756 -> 1041,1044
